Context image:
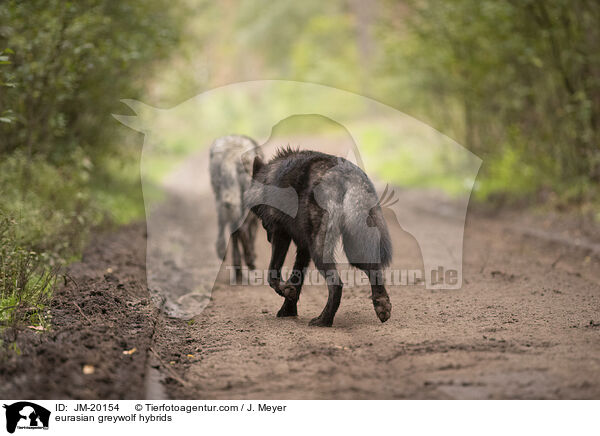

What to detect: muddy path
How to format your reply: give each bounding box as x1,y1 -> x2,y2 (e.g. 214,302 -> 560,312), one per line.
2,137 -> 599,400
148,137 -> 600,400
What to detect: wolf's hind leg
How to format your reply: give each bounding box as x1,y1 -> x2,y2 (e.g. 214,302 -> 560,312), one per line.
309,254 -> 342,327
357,266 -> 391,323
231,230 -> 243,282
309,263 -> 342,327
239,216 -> 258,269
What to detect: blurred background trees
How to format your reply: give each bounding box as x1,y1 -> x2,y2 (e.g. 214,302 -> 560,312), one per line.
150,0 -> 600,205
0,0 -> 182,253
386,0 -> 600,203
4,0 -> 598,215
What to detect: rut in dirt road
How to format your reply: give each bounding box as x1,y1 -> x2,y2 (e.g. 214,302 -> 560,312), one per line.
146,135 -> 600,399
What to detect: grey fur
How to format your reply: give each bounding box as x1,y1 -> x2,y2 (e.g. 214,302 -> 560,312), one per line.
312,157 -> 392,266
209,135 -> 263,272
248,149 -> 392,326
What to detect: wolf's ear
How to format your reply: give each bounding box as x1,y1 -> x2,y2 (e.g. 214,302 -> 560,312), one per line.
252,156 -> 264,177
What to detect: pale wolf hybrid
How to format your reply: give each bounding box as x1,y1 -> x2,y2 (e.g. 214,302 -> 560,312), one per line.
209,135 -> 263,278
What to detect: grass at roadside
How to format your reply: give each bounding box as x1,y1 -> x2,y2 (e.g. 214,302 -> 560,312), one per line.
0,133 -> 196,341
0,148 -> 149,340
0,216 -> 55,350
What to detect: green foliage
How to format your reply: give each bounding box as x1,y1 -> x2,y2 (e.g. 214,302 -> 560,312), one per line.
91,158 -> 148,226
0,151 -> 99,257
474,147 -> 540,201
0,215 -> 55,332
355,122 -> 474,196
172,0 -> 600,206
0,0 -> 182,160
0,48 -> 16,124
377,0 -> 600,203
0,0 -> 184,334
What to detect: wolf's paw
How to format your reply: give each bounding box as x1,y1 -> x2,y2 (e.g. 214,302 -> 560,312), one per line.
308,315 -> 333,327
277,301 -> 297,317
268,280 -> 285,297
280,284 -> 299,302
372,295 -> 392,323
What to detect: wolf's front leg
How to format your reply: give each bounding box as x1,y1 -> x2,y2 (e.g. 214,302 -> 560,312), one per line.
267,230 -> 291,297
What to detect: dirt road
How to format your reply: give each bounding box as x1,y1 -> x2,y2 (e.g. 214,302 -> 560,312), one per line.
2,137 -> 599,400
148,137 -> 600,400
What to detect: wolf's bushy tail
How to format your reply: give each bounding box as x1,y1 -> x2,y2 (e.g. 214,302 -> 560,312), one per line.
371,207 -> 393,267
341,204 -> 392,268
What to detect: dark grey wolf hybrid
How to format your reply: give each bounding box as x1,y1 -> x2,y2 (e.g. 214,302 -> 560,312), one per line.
209,135 -> 263,278
247,148 -> 392,326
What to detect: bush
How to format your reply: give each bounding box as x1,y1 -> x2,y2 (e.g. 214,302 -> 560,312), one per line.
0,0 -> 181,162
0,0 -> 184,336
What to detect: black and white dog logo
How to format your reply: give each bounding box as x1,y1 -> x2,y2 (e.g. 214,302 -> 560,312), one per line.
3,402 -> 50,434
